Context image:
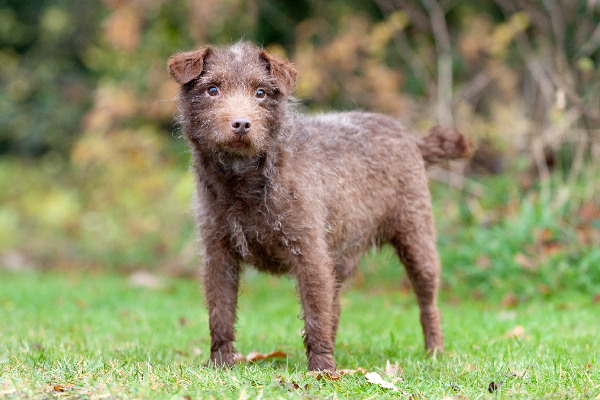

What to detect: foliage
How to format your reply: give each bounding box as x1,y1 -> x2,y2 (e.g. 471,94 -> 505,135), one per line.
0,0 -> 599,313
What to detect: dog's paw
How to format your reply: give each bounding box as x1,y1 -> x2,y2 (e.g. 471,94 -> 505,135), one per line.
307,352 -> 336,372
208,350 -> 235,368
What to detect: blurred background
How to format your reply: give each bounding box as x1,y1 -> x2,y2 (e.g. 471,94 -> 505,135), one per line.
0,0 -> 599,298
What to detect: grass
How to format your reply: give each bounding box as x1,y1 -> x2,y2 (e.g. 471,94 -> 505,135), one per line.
1,267 -> 599,399
1,156 -> 600,398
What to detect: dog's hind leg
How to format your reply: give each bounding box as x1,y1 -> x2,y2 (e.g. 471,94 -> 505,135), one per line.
391,197 -> 444,353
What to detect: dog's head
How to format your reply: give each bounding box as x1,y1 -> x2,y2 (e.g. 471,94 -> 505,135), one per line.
168,42 -> 297,161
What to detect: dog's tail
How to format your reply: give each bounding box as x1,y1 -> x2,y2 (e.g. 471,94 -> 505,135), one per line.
417,125 -> 472,167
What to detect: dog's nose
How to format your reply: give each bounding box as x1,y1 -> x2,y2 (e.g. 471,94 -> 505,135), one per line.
231,118 -> 252,136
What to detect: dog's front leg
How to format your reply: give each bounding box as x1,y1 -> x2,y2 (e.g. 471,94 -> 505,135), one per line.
203,248 -> 239,368
294,248 -> 337,371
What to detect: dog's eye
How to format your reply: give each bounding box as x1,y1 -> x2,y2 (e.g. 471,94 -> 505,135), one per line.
207,86 -> 219,97
255,89 -> 266,99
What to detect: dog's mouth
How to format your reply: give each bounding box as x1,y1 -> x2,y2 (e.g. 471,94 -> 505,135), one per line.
228,140 -> 249,149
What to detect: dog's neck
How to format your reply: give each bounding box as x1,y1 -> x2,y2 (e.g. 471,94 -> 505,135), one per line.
192,144 -> 287,202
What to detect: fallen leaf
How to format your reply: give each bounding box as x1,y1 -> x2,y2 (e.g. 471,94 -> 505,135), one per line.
338,367 -> 367,375
508,369 -> 526,378
500,292 -> 518,308
306,370 -> 340,380
273,375 -> 303,391
475,255 -> 491,269
53,384 -> 73,392
536,283 -> 551,295
384,360 -> 403,378
242,350 -> 287,362
488,381 -> 502,392
593,293 -> 600,305
174,349 -> 188,356
183,396 -> 192,400
365,372 -> 406,393
179,316 -> 187,326
505,325 -> 525,338
578,201 -> 600,220
129,271 -> 161,288
515,253 -> 535,270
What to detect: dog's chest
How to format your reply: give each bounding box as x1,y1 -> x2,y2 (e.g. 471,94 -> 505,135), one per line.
225,199 -> 303,271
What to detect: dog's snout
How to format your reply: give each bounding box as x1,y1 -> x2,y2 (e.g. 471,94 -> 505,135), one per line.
231,118 -> 252,136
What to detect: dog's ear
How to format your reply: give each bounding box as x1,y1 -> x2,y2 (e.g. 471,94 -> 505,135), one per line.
259,50 -> 297,96
168,46 -> 212,85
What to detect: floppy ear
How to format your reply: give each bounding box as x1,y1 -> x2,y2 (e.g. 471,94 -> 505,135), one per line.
259,50 -> 297,96
168,46 -> 212,85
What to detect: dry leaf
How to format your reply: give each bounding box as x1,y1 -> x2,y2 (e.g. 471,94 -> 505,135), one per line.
365,372 -> 406,393
508,369 -> 526,378
536,284 -> 551,295
272,375 -> 307,391
514,253 -> 535,270
505,325 -> 525,338
339,367 -> 367,375
384,360 -> 403,378
245,350 -> 287,362
592,293 -> 600,305
475,255 -> 491,269
306,370 -> 340,380
500,292 -> 518,308
129,271 -> 161,288
53,384 -> 73,392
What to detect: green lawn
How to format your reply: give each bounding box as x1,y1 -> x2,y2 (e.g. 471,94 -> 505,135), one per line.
1,267 -> 599,399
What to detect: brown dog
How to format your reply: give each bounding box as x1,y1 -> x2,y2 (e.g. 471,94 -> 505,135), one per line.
168,42 -> 470,371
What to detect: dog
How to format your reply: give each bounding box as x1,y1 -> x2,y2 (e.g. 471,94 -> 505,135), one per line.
168,42 -> 471,371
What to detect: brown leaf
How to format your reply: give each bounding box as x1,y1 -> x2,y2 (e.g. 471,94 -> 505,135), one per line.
505,325 -> 525,338
246,350 -> 287,362
475,255 -> 491,269
338,367 -> 367,375
179,316 -> 187,326
53,384 -> 73,392
129,271 -> 161,289
183,396 -> 192,400
514,253 -> 535,270
500,293 -> 518,308
578,201 -> 600,220
192,347 -> 202,356
306,370 -> 340,380
237,350 -> 287,363
384,360 -> 403,378
541,241 -> 564,256
536,284 -> 551,295
273,375 -> 300,391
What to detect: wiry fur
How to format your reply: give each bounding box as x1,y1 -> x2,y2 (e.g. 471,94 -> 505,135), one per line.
168,42 -> 471,371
